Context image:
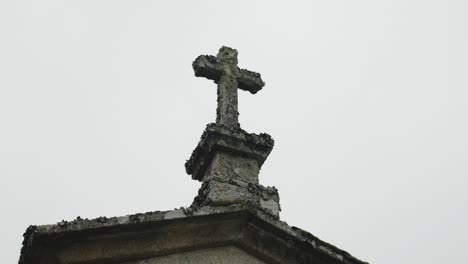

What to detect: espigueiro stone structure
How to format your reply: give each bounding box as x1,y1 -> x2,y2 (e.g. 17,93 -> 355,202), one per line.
18,46 -> 368,264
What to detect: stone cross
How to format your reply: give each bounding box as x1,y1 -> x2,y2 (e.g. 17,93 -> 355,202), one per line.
193,46 -> 265,128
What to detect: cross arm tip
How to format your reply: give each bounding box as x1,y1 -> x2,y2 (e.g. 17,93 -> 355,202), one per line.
192,55 -> 222,81
238,68 -> 265,94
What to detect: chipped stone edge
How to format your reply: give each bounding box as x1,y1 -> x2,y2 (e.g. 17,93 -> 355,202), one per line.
251,210 -> 369,264
185,123 -> 274,181
19,206 -> 367,264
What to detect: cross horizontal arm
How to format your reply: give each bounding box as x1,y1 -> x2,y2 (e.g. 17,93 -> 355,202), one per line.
192,55 -> 223,82
193,55 -> 264,94
237,68 -> 265,94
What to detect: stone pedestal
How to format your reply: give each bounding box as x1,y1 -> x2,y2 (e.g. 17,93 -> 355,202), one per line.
185,123 -> 274,183
185,124 -> 279,218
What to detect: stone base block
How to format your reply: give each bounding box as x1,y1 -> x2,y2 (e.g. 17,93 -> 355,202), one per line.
192,179 -> 280,219
185,124 -> 274,182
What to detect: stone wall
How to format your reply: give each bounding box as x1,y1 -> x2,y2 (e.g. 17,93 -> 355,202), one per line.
121,246 -> 266,264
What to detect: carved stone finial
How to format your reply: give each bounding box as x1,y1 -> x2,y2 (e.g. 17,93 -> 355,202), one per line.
187,47 -> 278,218
192,46 -> 265,129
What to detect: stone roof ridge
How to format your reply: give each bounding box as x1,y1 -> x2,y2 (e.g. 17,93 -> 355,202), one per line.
248,210 -> 369,264
289,225 -> 368,264
19,206 -> 368,264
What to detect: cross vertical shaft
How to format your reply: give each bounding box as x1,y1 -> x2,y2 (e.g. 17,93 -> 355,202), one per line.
215,47 -> 240,128
217,74 -> 239,128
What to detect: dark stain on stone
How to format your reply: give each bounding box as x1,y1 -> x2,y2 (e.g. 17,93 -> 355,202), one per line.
95,216 -> 108,224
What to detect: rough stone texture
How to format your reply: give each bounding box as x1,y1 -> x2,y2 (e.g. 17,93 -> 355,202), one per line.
187,47 -> 277,220
19,207 -> 368,264
185,123 -> 274,183
193,47 -> 265,94
191,178 -> 281,219
185,122 -> 278,219
186,47 -> 279,221
120,246 -> 266,264
193,46 -> 265,129
205,152 -> 260,183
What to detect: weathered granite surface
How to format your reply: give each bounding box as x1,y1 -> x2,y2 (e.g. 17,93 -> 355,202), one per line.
185,123 -> 279,219
193,46 -> 265,129
185,123 -> 274,183
191,177 -> 280,219
19,206 -> 368,264
120,246 -> 266,264
186,47 -> 277,222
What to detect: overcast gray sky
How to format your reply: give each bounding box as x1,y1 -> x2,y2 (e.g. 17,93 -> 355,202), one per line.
1,1 -> 467,263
